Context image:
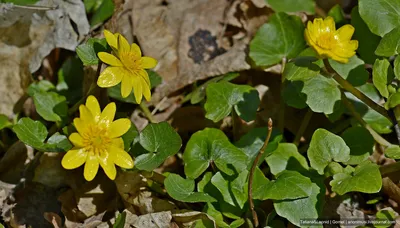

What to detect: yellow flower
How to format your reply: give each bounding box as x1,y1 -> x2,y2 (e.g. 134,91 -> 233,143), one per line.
304,16 -> 358,63
97,30 -> 158,103
61,95 -> 134,181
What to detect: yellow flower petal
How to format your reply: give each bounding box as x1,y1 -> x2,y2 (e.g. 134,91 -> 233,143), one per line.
98,52 -> 123,67
99,102 -> 116,127
98,67 -> 124,88
313,18 -> 324,35
79,105 -> 94,123
73,118 -> 87,135
142,78 -> 151,101
132,77 -> 143,104
109,118 -> 131,138
84,154 -> 99,181
138,69 -> 150,87
336,24 -> 355,42
86,95 -> 101,121
118,35 -> 131,53
109,145 -> 134,169
69,133 -> 84,148
111,138 -> 124,149
98,153 -> 117,180
104,30 -> 118,50
141,57 -> 157,69
62,148 -> 87,169
131,43 -> 142,57
324,16 -> 335,33
121,76 -> 133,98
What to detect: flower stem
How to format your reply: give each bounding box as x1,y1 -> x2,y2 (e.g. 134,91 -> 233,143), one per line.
323,59 -> 391,121
248,118 -> 273,228
139,102 -> 156,123
294,108 -> 313,146
341,90 -> 391,147
278,58 -> 287,133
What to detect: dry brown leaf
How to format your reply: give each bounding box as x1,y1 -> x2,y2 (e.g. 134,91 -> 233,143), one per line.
132,211 -> 173,228
0,141 -> 34,184
33,152 -> 69,189
172,210 -> 216,228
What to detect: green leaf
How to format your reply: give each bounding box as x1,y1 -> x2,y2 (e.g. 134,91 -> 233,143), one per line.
384,145 -> 400,159
27,80 -> 55,96
341,127 -> 374,165
375,208 -> 396,228
328,4 -> 346,25
351,7 -> 380,64
0,115 -> 12,130
57,57 -> 84,104
345,84 -> 392,134
376,27 -> 400,57
211,172 -> 248,209
359,0 -> 400,37
46,132 -> 73,152
90,0 -> 114,26
235,128 -> 282,168
386,92 -> 400,109
183,128 -> 247,179
282,81 -> 307,109
204,81 -> 260,122
325,162 -> 344,177
135,122 -> 182,171
372,58 -> 394,98
76,38 -> 108,66
330,161 -> 382,195
329,56 -> 369,86
200,203 -> 229,228
274,183 -> 323,227
165,174 -> 216,203
265,0 -> 315,13
121,122 -> 139,151
188,72 -> 239,105
249,12 -> 305,67
307,129 -> 350,174
263,171 -> 313,200
265,143 -> 309,175
394,55 -> 400,79
252,168 -> 271,200
13,118 -> 48,149
107,70 -> 162,104
113,211 -> 126,228
32,91 -> 68,123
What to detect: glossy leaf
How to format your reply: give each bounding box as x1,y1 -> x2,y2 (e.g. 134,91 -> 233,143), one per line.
329,56 -> 369,86
341,127 -> 374,165
32,91 -> 68,123
265,143 -> 309,175
372,58 -> 394,98
76,38 -> 108,65
265,0 -> 314,13
375,27 -> 400,57
211,172 -> 248,208
249,12 -> 305,67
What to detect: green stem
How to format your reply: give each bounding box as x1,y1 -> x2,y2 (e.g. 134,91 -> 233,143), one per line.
341,90 -> 391,147
293,108 -> 313,146
323,59 -> 391,121
139,102 -> 156,123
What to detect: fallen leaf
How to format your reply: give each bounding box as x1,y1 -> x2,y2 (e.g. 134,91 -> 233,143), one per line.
0,141 -> 34,184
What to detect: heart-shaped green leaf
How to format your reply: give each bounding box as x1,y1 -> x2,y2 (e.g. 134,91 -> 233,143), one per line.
341,127 -> 374,165
265,143 -> 309,175
0,115 -> 12,131
359,0 -> 400,37
135,122 -> 182,171
385,145 -> 400,159
249,12 -> 305,67
372,58 -> 394,98
375,27 -> 400,57
32,91 -> 68,123
265,0 -> 315,13
204,81 -> 260,122
308,129 -> 350,174
252,168 -> 271,200
329,56 -> 369,86
330,161 -> 382,195
183,128 -> 247,179
76,38 -> 108,65
165,174 -> 216,203
211,172 -> 248,209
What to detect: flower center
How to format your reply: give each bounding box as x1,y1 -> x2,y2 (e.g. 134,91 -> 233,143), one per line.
316,33 -> 335,50
119,52 -> 142,72
82,125 -> 111,154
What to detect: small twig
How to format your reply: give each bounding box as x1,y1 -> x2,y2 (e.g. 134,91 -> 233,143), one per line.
139,102 -> 156,123
248,118 -> 273,227
380,162 -> 400,177
382,177 -> 400,205
294,108 -> 313,146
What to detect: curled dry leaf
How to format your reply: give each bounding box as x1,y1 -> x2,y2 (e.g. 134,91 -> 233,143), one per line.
128,0 -> 270,103
0,0 -> 89,117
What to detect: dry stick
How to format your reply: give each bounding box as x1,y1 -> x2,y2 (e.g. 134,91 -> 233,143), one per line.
248,118 -> 273,227
382,177 -> 400,205
293,108 -> 313,146
340,90 -> 391,147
